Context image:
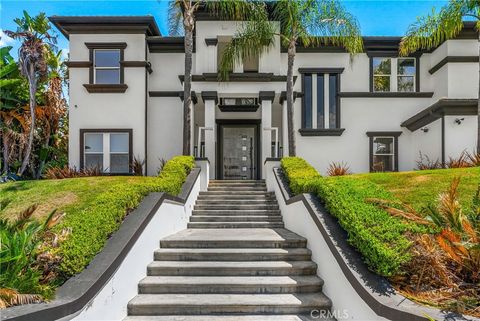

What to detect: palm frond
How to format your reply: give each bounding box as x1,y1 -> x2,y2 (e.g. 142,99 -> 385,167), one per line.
167,1 -> 184,36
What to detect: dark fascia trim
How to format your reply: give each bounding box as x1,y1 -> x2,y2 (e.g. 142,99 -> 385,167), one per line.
85,42 -> 127,49
65,61 -> 92,68
120,61 -> 153,74
218,105 -> 260,112
259,91 -> 275,103
148,91 -> 198,104
429,56 -> 479,75
79,128 -> 133,172
366,131 -> 402,138
299,128 -> 345,136
147,36 -> 191,53
339,92 -> 434,98
264,157 -> 282,164
1,168 -> 201,321
179,73 -> 297,83
401,98 -> 478,131
205,38 -> 218,46
179,91 -> 198,105
83,84 -> 128,93
279,91 -> 303,104
298,68 -> 344,74
201,91 -> 218,104
48,16 -> 161,39
194,157 -> 210,163
272,168 -> 452,321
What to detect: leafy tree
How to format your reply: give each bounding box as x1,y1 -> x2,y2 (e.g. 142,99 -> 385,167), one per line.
5,11 -> 56,177
399,0 -> 480,151
218,0 -> 363,156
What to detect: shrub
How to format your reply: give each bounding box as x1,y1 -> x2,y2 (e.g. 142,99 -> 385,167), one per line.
44,165 -> 102,179
281,157 -> 321,194
326,161 -> 352,176
416,152 -> 442,170
446,151 -> 470,168
54,155 -> 195,277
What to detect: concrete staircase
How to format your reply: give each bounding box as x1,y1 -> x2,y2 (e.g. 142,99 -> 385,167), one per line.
125,180 -> 334,321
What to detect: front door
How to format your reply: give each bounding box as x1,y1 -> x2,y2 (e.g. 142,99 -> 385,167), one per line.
218,123 -> 259,180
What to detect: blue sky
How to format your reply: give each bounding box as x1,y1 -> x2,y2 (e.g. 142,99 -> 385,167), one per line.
1,0 -> 448,56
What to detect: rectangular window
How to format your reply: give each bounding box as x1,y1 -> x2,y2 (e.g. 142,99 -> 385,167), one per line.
316,74 -> 325,129
243,53 -> 259,73
82,130 -> 131,173
372,137 -> 395,172
372,57 -> 391,92
94,49 -> 120,84
303,74 -> 313,128
217,36 -> 233,72
397,58 -> 415,92
329,74 -> 338,129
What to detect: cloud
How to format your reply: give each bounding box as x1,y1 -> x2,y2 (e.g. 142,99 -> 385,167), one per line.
0,29 -> 15,46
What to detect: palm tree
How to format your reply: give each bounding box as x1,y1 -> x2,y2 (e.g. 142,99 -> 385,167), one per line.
219,0 -> 363,156
5,11 -> 55,177
168,0 -> 253,156
399,0 -> 480,151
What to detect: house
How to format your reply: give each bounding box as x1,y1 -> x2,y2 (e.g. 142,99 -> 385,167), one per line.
49,11 -> 479,179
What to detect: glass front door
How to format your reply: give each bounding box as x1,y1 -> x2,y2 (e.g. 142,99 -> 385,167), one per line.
219,124 -> 258,180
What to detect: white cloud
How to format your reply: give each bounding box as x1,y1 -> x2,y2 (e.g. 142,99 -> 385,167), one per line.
0,29 -> 15,47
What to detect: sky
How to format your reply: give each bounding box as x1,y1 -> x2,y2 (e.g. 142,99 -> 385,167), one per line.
1,0 -> 449,57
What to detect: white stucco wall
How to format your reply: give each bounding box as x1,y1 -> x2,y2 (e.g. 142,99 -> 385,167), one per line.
445,115 -> 477,158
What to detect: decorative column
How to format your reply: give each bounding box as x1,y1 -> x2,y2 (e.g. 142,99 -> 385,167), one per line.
260,91 -> 275,178
201,91 -> 218,179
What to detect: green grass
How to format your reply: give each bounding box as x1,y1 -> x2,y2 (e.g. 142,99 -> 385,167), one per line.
349,167 -> 480,210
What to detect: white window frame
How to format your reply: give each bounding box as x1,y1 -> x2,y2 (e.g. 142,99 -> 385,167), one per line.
83,131 -> 130,173
372,136 -> 395,172
93,49 -> 121,84
372,57 -> 392,92
397,57 -> 416,92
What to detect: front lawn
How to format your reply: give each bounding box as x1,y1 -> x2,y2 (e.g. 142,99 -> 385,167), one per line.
351,167 -> 479,210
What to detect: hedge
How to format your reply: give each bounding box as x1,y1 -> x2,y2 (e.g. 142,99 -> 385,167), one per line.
55,155 -> 195,278
281,157 -> 414,277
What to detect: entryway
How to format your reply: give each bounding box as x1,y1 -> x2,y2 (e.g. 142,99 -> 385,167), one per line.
217,120 -> 260,180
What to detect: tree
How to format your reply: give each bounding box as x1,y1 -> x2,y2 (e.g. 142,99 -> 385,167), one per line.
5,11 -> 56,176
168,0 -> 251,156
219,0 -> 363,156
399,0 -> 480,151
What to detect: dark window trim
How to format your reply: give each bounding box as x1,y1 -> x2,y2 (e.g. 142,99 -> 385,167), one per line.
299,128 -> 345,136
366,131 -> 402,172
428,56 -> 479,74
298,67 -> 344,74
369,56 -> 420,93
205,38 -> 218,46
83,84 -> 128,93
80,128 -> 133,173
86,42 -> 126,89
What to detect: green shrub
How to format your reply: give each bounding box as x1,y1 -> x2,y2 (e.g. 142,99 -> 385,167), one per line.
281,157 -> 321,194
56,155 -> 195,277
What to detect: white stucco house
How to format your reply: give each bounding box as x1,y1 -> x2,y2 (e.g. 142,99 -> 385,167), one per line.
49,11 -> 479,179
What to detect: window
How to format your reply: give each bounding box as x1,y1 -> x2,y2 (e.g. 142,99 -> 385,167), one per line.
94,49 -> 121,84
372,58 -> 391,92
217,36 -> 233,72
242,53 -> 259,73
81,130 -> 132,173
372,57 -> 417,92
397,58 -> 415,92
367,132 -> 401,172
302,73 -> 340,129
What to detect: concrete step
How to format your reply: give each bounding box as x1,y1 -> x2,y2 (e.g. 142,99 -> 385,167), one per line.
194,204 -> 279,210
124,315 -> 336,321
207,187 -> 267,191
153,248 -> 312,261
147,261 -> 317,276
127,293 -> 331,315
160,229 -> 307,249
192,210 -> 281,216
138,276 -> 323,294
210,180 -> 265,183
195,200 -> 278,205
197,194 -> 276,200
190,215 -> 283,222
188,222 -> 285,229
199,191 -> 274,196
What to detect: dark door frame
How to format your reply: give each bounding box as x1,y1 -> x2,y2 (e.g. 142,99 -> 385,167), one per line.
216,119 -> 261,180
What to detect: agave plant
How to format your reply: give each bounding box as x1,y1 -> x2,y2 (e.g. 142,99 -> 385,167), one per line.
0,205 -> 63,307
326,161 -> 352,176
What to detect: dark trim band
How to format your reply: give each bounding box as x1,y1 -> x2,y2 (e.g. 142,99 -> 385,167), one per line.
120,61 -> 153,74
179,73 -> 297,83
65,61 -> 92,68
259,91 -> 275,103
85,42 -> 127,49
339,92 -> 434,98
205,38 -> 218,46
83,84 -> 128,93
279,91 -> 303,104
148,91 -> 198,104
299,128 -> 345,136
428,56 -> 479,75
201,91 -> 218,104
298,68 -> 344,74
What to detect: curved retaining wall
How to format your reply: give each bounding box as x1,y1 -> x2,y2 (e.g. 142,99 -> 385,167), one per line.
2,167 -> 203,321
264,160 -> 478,321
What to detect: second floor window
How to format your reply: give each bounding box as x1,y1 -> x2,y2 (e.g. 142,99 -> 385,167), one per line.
94,49 -> 120,84
372,57 -> 416,92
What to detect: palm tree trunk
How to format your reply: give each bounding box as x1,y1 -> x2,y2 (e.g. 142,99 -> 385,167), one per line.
182,13 -> 194,156
18,67 -> 36,177
286,41 -> 296,156
477,35 -> 480,152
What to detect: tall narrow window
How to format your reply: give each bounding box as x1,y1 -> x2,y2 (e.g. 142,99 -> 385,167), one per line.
316,74 -> 325,129
84,133 -> 104,170
217,36 -> 233,72
372,58 -> 391,92
94,49 -> 120,84
397,58 -> 415,92
329,74 -> 338,128
303,74 -> 313,128
372,137 -> 395,171
110,133 -> 130,173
